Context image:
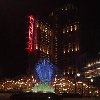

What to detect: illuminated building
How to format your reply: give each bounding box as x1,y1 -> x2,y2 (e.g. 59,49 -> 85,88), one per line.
26,16 -> 54,74
84,57 -> 100,79
36,20 -> 54,60
62,21 -> 80,75
83,53 -> 100,89
46,3 -> 82,74
26,15 -> 53,56
26,4 -> 86,76
0,74 -> 100,96
51,74 -> 100,96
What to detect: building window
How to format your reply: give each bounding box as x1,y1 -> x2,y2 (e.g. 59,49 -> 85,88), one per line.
75,47 -> 78,51
63,29 -> 65,34
70,26 -> 73,31
67,28 -> 69,32
64,50 -> 65,54
74,25 -> 77,30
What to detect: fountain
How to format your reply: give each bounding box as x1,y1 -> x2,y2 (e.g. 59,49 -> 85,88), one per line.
32,58 -> 55,93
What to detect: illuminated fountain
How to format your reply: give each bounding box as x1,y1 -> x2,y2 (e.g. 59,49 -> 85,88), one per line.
32,59 -> 55,93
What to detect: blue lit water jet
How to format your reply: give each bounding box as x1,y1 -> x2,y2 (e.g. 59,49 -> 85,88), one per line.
32,58 -> 55,93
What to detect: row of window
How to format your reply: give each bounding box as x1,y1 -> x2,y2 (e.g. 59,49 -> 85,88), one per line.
63,24 -> 79,33
63,44 -> 79,53
63,47 -> 79,53
39,22 -> 52,37
85,68 -> 100,78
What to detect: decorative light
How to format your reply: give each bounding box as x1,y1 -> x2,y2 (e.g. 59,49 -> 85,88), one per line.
26,15 -> 38,53
35,59 -> 54,83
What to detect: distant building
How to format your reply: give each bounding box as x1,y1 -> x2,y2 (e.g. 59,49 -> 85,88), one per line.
83,54 -> 100,79
46,3 -> 85,74
26,15 -> 54,74
26,3 -> 86,76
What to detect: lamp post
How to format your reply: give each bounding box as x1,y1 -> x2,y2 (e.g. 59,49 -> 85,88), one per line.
90,78 -> 93,83
77,73 -> 81,77
90,78 -> 94,96
75,73 -> 81,95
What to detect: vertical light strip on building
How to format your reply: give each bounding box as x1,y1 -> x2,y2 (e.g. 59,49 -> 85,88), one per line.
34,19 -> 38,50
26,15 -> 37,53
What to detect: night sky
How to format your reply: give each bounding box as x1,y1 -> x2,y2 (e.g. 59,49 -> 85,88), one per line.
0,0 -> 99,78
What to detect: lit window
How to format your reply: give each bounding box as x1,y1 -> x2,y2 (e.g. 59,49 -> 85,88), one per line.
64,50 -> 65,53
65,7 -> 67,11
42,28 -> 45,32
74,25 -> 77,30
75,47 -> 77,51
50,32 -> 52,36
70,26 -> 73,31
47,50 -> 49,54
63,29 -> 65,33
68,43 -> 71,47
36,44 -> 38,49
67,28 -> 69,32
78,44 -> 79,50
36,23 -> 39,28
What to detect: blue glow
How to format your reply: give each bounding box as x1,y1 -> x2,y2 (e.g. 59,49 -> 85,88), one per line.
35,59 -> 54,83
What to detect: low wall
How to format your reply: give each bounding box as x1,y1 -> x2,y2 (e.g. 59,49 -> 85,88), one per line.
0,93 -> 12,100
63,98 -> 100,100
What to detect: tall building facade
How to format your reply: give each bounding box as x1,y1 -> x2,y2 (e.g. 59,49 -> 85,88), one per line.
46,4 -> 81,74
36,20 -> 54,60
26,15 -> 54,74
84,54 -> 100,79
26,3 -> 84,75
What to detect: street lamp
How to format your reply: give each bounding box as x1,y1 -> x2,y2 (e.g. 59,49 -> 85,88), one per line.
90,78 -> 93,83
75,73 -> 81,94
75,73 -> 83,96
76,73 -> 81,77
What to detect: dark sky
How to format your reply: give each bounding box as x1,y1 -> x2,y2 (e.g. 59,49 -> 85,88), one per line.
0,0 -> 99,78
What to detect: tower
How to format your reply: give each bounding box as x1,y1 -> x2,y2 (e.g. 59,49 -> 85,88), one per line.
47,4 -> 80,73
26,15 -> 54,74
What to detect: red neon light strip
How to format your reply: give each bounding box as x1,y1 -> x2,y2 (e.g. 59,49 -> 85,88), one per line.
26,15 -> 37,53
27,15 -> 34,52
